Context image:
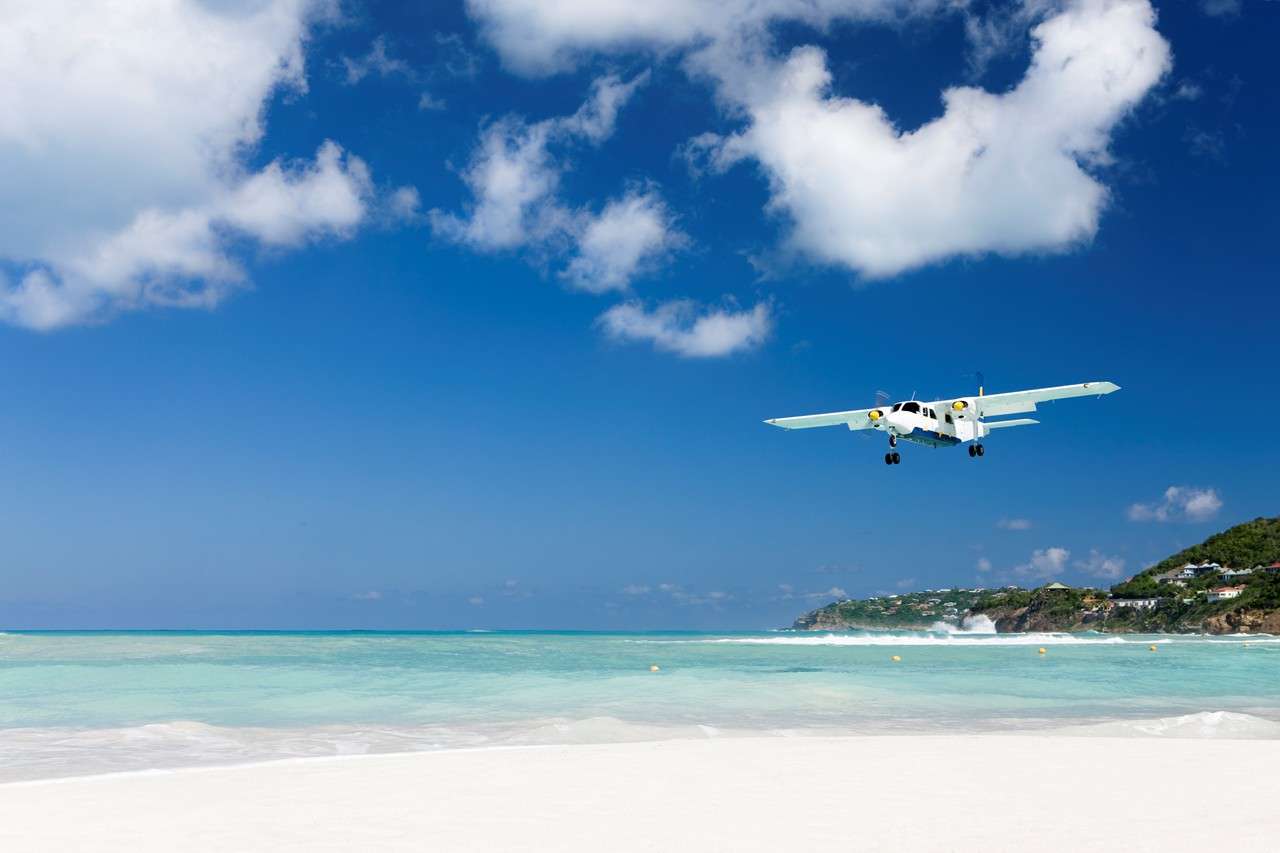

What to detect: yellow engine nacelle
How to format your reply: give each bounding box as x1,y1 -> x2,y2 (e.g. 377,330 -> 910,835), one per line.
869,409 -> 884,421
951,400 -> 968,411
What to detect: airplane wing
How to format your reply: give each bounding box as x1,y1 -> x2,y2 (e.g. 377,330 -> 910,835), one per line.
969,381 -> 1120,417
764,408 -> 876,431
985,418 -> 1039,430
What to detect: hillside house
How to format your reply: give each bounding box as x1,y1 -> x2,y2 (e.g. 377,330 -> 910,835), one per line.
1110,597 -> 1159,610
1206,586 -> 1246,603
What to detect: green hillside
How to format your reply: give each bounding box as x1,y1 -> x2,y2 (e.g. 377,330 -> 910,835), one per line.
1110,516 -> 1280,599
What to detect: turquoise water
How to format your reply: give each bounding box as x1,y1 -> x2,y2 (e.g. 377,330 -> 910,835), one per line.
2,629 -> 1279,780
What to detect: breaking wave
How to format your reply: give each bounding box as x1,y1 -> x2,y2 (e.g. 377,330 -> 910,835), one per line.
930,614 -> 997,634
695,632 -> 1133,646
1048,711 -> 1280,739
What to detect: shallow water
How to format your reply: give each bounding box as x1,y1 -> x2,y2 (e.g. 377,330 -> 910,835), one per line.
2,629 -> 1278,781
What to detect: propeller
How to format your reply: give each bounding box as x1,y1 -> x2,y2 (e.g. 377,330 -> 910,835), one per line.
861,389 -> 891,436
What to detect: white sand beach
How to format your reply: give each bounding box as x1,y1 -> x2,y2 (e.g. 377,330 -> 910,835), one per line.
2,735 -> 1276,852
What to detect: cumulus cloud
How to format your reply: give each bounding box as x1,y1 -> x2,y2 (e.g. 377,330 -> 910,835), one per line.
598,299 -> 773,357
706,0 -> 1169,277
997,517 -> 1033,530
466,0 -> 946,76
471,0 -> 1171,278
1128,486 -> 1223,523
0,0 -> 400,330
1075,549 -> 1127,580
1011,546 -> 1070,580
430,71 -> 684,292
561,190 -> 687,293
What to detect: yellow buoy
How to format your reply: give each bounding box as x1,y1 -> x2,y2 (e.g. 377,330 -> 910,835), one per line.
1149,645 -> 1157,652
1038,647 -> 1047,655
649,664 -> 660,672
891,655 -> 901,663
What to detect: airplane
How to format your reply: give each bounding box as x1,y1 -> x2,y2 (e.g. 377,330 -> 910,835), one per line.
764,380 -> 1120,465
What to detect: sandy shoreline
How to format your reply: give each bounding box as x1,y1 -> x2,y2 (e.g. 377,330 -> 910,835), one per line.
1,735 -> 1276,852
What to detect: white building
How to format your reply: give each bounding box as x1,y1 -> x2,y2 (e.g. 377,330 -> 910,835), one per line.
1111,597 -> 1159,610
1172,562 -> 1221,581
1220,568 -> 1253,580
1206,586 -> 1246,603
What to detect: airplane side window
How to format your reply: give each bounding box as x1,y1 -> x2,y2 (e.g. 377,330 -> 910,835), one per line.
946,413 -> 953,424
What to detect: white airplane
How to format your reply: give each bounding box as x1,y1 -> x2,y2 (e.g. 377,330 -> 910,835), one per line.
765,380 -> 1120,465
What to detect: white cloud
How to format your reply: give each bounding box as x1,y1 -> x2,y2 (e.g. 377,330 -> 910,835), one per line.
352,590 -> 383,601
960,0 -> 1059,76
705,0 -> 1170,277
621,584 -> 651,595
649,583 -> 732,606
431,115 -> 565,251
340,36 -> 412,84
997,517 -> 1033,530
1011,546 -> 1070,580
0,0 -> 397,330
471,0 -> 1170,278
778,583 -> 848,601
598,299 -> 773,357
561,189 -> 686,293
1173,81 -> 1204,101
1075,549 -> 1127,580
895,577 -> 917,590
431,72 -> 684,292
431,72 -> 648,251
419,92 -> 447,110
467,595 -> 486,606
1128,486 -> 1223,523
976,557 -> 993,573
1200,0 -> 1241,17
466,0 -> 945,76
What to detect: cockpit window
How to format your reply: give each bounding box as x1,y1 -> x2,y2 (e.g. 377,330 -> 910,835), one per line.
899,402 -> 921,414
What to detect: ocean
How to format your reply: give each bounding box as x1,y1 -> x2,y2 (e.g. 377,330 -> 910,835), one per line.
2,628 -> 1279,782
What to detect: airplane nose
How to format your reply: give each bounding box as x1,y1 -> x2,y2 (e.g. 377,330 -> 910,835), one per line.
886,412 -> 915,434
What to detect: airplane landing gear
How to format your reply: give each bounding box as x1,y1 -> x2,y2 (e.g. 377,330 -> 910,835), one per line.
968,444 -> 985,458
884,451 -> 901,465
888,435 -> 897,448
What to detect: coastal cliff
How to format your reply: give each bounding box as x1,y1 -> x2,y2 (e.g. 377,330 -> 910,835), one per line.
793,516 -> 1280,634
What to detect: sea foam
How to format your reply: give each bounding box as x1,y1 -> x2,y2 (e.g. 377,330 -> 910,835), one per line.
692,632 -> 1131,646
1049,711 -> 1280,740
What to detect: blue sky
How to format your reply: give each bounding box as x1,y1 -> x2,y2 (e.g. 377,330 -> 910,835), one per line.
1,0 -> 1277,629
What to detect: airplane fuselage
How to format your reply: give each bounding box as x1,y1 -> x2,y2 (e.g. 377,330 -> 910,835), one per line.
869,401 -> 983,448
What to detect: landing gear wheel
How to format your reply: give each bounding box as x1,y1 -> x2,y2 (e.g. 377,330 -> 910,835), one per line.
891,452 -> 901,464
968,445 -> 977,458
884,453 -> 893,465
976,444 -> 985,457
889,435 -> 897,448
